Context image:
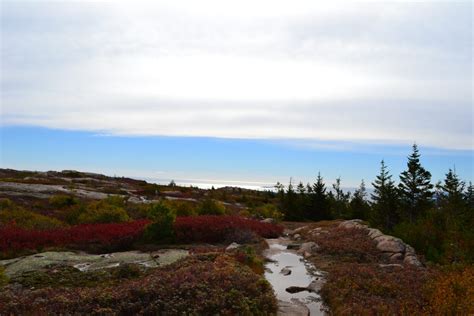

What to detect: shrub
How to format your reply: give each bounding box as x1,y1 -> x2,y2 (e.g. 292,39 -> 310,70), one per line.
197,198 -> 226,215
49,195 -> 78,209
142,203 -> 176,243
0,199 -> 65,230
249,203 -> 283,221
426,265 -> 474,314
320,263 -> 433,315
77,198 -> 129,224
0,220 -> 150,256
163,199 -> 197,217
0,254 -> 278,315
174,215 -> 283,243
313,226 -> 383,263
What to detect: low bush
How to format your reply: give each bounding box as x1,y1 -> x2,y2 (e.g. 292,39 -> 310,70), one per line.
197,198 -> 226,215
320,263 -> 434,315
174,215 -> 283,243
76,197 -> 129,224
0,220 -> 150,256
312,226 -> 383,263
0,199 -> 65,230
0,254 -> 277,315
142,203 -> 176,243
49,195 -> 78,209
426,265 -> 474,314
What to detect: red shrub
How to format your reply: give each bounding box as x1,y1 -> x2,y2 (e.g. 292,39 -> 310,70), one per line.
174,215 -> 283,243
0,220 -> 150,255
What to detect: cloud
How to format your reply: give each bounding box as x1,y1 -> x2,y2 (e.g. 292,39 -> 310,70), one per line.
1,0 -> 472,150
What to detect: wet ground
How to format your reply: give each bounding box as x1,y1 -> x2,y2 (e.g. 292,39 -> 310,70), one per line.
264,238 -> 325,315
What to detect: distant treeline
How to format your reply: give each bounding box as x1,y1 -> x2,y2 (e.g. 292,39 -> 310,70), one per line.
275,144 -> 473,264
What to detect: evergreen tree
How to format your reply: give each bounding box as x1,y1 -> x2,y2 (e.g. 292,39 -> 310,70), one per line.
350,179 -> 370,220
308,172 -> 330,220
296,181 -> 308,219
284,179 -> 299,220
440,168 -> 465,209
371,160 -> 399,230
330,177 -> 351,219
398,144 -> 433,223
463,182 -> 474,210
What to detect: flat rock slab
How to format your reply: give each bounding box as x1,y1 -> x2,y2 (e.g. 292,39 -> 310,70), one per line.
0,250 -> 189,277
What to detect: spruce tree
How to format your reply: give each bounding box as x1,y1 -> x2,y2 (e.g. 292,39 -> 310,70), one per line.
440,169 -> 465,208
309,172 -> 330,220
331,177 -> 350,219
371,160 -> 399,230
463,181 -> 474,210
350,179 -> 370,220
398,144 -> 433,223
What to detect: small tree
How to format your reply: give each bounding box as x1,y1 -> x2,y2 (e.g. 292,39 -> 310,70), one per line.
330,177 -> 351,219
308,172 -> 330,220
371,160 -> 399,230
398,144 -> 433,223
350,179 -> 370,220
143,202 -> 176,243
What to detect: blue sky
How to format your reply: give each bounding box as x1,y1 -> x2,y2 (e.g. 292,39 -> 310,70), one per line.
1,126 -> 472,189
1,1 -> 472,188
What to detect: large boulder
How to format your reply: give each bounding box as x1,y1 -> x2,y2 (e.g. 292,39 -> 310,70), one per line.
339,220 -> 423,267
375,236 -> 406,253
296,242 -> 319,255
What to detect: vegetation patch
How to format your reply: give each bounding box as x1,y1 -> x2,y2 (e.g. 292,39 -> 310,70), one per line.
0,254 -> 277,315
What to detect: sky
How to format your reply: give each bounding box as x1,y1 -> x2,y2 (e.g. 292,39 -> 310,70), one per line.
1,0 -> 473,189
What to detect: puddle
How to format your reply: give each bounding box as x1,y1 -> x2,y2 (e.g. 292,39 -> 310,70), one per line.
264,238 -> 325,315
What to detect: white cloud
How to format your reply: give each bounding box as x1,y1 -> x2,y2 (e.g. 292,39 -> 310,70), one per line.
1,1 -> 472,150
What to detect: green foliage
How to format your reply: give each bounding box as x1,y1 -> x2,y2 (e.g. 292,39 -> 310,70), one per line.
349,180 -> 370,220
49,195 -> 78,209
249,203 -> 283,221
329,177 -> 351,219
0,198 -> 65,230
76,197 -> 129,224
398,144 -> 434,223
197,198 -> 226,215
370,160 -> 400,230
143,202 -> 176,243
0,266 -> 9,287
163,199 -> 198,217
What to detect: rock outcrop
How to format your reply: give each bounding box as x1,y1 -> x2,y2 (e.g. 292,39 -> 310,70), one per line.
339,220 -> 423,267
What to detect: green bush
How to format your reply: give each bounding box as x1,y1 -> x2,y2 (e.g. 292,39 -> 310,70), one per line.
49,195 -> 78,209
143,202 -> 176,243
0,199 -> 65,230
76,198 -> 129,224
249,204 -> 283,221
163,199 -> 197,217
197,198 -> 226,215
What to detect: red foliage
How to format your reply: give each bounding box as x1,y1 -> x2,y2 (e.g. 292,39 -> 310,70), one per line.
0,215 -> 283,255
0,220 -> 150,254
174,215 -> 283,243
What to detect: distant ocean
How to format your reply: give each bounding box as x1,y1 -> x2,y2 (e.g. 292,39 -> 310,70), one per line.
144,178 -> 276,191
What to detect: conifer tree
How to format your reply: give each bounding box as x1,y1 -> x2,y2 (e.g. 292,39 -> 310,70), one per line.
440,169 -> 465,208
350,179 -> 370,220
309,172 -> 330,220
463,181 -> 474,210
330,177 -> 351,219
371,160 -> 399,230
398,144 -> 433,223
